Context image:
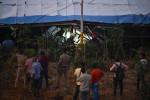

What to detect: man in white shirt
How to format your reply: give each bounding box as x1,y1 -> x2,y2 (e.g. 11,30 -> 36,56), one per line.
135,53 -> 148,90
76,68 -> 92,100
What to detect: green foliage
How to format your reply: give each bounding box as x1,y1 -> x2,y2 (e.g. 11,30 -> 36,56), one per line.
21,26 -> 32,38
85,40 -> 98,58
24,49 -> 36,58
73,47 -> 83,66
107,24 -> 125,59
90,60 -> 106,71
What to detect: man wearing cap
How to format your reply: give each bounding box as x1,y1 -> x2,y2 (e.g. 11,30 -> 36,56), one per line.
56,48 -> 70,88
38,51 -> 49,90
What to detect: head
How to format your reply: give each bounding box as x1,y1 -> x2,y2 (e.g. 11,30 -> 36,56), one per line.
115,57 -> 120,62
92,62 -> 97,69
81,68 -> 86,73
140,53 -> 145,59
17,49 -> 24,55
79,61 -> 86,68
39,51 -> 45,57
32,57 -> 37,63
63,48 -> 67,53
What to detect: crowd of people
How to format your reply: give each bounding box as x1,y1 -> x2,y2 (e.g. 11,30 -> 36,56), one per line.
12,47 -> 148,100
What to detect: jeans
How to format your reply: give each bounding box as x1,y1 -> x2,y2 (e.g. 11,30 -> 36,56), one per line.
39,69 -> 49,89
79,91 -> 90,100
73,84 -> 80,100
113,77 -> 123,96
32,78 -> 40,96
92,83 -> 100,100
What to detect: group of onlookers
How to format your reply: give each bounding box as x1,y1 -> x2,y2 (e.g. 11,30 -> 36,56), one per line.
15,50 -> 49,97
73,53 -> 147,100
13,47 -> 148,100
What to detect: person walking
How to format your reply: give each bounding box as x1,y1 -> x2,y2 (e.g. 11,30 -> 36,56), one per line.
38,51 -> 49,90
15,50 -> 27,88
73,62 -> 86,100
77,68 -> 92,100
134,53 -> 148,90
110,57 -> 128,96
30,57 -> 43,97
91,63 -> 104,100
56,48 -> 70,88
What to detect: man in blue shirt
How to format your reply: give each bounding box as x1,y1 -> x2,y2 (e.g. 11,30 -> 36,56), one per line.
2,35 -> 14,57
30,57 -> 42,97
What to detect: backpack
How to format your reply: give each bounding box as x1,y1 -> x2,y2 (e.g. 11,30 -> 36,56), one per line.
115,63 -> 125,80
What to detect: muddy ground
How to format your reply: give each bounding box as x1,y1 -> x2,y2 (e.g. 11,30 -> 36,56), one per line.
0,62 -> 149,100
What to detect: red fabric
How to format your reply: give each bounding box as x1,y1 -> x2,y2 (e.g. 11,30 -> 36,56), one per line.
91,69 -> 104,84
92,33 -> 97,39
38,56 -> 49,69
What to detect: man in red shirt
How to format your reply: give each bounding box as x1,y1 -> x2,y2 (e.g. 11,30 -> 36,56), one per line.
91,63 -> 104,100
38,51 -> 49,90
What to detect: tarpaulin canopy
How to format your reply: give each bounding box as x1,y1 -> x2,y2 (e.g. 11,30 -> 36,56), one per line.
0,0 -> 150,24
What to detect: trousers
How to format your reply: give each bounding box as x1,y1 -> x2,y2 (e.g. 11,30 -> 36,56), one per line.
113,77 -> 123,96
79,91 -> 90,100
92,83 -> 100,100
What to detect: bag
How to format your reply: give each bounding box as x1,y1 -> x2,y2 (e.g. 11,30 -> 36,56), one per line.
115,63 -> 125,80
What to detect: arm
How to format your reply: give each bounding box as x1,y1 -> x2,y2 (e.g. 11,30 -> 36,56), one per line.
100,71 -> 104,77
91,72 -> 94,84
31,65 -> 36,78
110,64 -> 116,72
76,76 -> 83,82
58,56 -> 62,69
32,73 -> 35,78
122,63 -> 129,71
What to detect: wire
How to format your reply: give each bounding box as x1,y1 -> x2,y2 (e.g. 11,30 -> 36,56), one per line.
33,2 -> 74,23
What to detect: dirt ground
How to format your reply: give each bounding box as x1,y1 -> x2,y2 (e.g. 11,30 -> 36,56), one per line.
0,62 -> 149,100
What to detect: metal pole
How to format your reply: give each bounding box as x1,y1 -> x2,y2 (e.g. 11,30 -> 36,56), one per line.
80,0 -> 83,44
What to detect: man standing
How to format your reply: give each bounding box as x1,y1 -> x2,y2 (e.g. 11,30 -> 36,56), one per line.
56,48 -> 70,88
38,51 -> 49,90
134,53 -> 148,90
91,63 -> 104,100
2,35 -> 14,57
15,50 -> 27,88
73,62 -> 86,100
110,57 -> 128,96
30,57 -> 42,97
77,68 -> 92,100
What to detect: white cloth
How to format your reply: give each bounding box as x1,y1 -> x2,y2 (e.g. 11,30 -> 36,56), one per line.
140,59 -> 148,65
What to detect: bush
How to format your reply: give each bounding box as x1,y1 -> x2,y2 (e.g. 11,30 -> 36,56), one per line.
24,49 -> 36,58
